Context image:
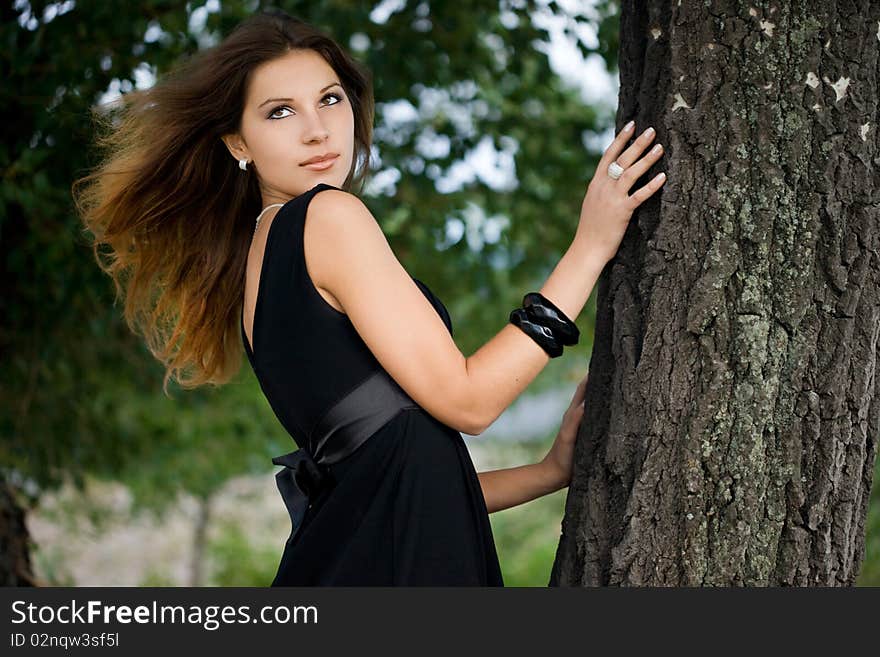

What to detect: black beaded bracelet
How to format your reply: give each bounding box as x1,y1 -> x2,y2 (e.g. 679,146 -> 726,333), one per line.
509,307 -> 563,357
522,292 -> 580,346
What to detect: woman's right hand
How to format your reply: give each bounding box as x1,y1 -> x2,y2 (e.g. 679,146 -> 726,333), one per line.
574,122 -> 667,264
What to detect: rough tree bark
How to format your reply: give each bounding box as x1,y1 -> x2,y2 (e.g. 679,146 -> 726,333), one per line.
550,0 -> 879,586
0,479 -> 38,586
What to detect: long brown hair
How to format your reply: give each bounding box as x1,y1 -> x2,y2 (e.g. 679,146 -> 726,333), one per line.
71,8 -> 375,396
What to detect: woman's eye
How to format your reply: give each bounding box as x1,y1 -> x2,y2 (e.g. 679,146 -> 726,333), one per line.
269,107 -> 293,119
268,93 -> 343,119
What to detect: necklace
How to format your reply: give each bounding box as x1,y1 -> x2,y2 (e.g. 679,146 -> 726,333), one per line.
254,203 -> 285,236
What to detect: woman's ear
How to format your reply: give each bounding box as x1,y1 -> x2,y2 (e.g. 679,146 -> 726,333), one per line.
220,134 -> 249,163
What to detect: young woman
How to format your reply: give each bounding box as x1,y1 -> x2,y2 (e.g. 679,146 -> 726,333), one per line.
72,8 -> 665,586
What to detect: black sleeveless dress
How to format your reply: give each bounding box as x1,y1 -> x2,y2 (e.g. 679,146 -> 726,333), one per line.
240,182 -> 504,586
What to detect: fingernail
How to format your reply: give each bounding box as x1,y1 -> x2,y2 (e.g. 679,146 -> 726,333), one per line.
624,120 -> 634,131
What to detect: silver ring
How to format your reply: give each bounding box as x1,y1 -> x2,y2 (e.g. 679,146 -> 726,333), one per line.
607,161 -> 624,180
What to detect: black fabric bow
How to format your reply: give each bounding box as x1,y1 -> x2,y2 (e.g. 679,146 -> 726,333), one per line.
271,448 -> 330,544
268,368 -> 420,547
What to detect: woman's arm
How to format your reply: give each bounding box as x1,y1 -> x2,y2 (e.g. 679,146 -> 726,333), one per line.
464,239 -> 605,433
477,460 -> 565,514
306,189 -> 606,436
310,124 -> 662,436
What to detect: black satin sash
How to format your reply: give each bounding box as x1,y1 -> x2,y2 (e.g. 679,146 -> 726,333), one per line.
271,368 -> 419,545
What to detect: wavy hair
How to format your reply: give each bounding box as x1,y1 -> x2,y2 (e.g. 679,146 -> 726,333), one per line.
71,8 -> 375,396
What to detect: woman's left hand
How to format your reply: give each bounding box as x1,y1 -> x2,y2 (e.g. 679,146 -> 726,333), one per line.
541,371 -> 588,489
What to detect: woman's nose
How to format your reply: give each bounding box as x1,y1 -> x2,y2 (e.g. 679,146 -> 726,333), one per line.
302,113 -> 329,142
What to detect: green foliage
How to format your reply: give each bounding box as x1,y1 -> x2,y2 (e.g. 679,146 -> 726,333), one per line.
207,519 -> 279,587
485,433 -> 568,586
30,542 -> 76,587
492,488 -> 568,586
139,568 -> 177,587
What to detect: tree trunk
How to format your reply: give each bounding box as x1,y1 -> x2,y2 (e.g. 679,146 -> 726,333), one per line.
0,479 -> 39,586
189,493 -> 212,587
550,0 -> 880,586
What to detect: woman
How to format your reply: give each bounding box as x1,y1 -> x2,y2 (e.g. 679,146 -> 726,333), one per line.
72,8 -> 665,586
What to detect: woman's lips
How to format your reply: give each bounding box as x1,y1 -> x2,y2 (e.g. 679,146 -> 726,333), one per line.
301,155 -> 339,171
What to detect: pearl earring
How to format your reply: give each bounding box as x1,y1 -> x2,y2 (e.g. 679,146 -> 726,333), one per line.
239,158 -> 249,171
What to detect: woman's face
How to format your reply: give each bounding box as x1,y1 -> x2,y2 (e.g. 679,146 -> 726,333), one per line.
224,48 -> 355,203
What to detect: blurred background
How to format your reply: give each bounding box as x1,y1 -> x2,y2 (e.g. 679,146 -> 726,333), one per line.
3,0 -> 878,586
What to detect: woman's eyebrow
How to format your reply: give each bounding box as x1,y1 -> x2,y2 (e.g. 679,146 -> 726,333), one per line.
258,82 -> 342,108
